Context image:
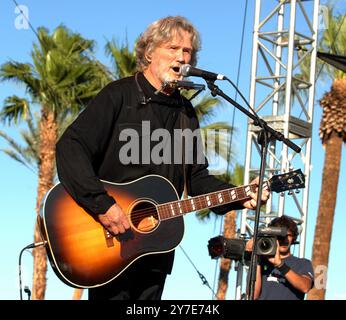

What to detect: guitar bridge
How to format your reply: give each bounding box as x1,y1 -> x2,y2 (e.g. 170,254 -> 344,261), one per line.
103,228 -> 114,247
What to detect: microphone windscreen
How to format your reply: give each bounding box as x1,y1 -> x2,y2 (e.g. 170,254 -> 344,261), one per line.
181,64 -> 191,77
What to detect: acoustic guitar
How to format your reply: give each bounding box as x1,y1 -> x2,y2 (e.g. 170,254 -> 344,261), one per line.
39,169 -> 305,288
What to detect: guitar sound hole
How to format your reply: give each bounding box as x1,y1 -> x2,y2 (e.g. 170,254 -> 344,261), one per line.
130,201 -> 159,233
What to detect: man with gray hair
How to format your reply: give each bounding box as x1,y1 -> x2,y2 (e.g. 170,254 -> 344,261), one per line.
56,16 -> 269,300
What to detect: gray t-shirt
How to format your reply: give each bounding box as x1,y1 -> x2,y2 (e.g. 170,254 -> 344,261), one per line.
258,255 -> 314,300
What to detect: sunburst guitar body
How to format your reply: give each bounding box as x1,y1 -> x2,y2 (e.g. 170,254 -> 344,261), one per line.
39,170 -> 305,288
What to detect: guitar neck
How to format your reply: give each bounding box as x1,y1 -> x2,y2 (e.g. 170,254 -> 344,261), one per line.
158,183 -> 263,221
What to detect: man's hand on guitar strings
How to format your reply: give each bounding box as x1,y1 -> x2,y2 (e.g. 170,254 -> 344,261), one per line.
98,204 -> 131,235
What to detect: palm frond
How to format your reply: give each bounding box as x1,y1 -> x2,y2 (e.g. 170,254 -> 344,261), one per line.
0,61 -> 40,99
20,128 -> 39,162
318,6 -> 346,80
105,37 -> 137,79
193,95 -> 222,123
0,96 -> 31,125
0,148 -> 36,172
202,122 -> 233,131
0,130 -> 37,173
200,123 -> 235,162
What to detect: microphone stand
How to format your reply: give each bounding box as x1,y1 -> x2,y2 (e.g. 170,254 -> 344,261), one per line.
205,79 -> 301,300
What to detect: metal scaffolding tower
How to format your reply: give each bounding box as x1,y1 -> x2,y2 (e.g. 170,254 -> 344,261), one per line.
235,0 -> 320,299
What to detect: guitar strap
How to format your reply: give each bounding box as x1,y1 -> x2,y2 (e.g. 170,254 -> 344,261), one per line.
180,112 -> 188,200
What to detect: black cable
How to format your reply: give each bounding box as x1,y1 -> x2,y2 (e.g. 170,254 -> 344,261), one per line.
212,0 -> 250,300
225,77 -> 257,116
224,7 -> 346,140
10,0 -> 114,110
18,242 -> 46,300
24,286 -> 31,300
12,0 -> 39,39
227,0 -> 249,172
179,245 -> 217,298
10,0 -> 66,110
18,246 -> 27,300
223,75 -> 269,300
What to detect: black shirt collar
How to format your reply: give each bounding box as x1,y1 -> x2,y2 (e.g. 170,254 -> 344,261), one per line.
136,72 -> 189,108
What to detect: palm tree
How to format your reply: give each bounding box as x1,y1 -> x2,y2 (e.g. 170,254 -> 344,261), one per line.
0,109 -> 76,173
0,25 -> 109,300
307,7 -> 346,300
1,110 -> 89,302
0,113 -> 84,302
105,37 -> 137,78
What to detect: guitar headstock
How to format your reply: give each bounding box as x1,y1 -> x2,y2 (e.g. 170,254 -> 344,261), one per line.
269,169 -> 305,193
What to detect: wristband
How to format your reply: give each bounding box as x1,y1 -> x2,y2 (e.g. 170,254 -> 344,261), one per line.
276,262 -> 290,276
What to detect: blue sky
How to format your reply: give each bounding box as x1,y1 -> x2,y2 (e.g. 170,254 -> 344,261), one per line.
0,0 -> 345,300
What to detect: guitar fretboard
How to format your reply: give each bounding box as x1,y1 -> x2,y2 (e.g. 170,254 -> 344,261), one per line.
157,183 -> 264,220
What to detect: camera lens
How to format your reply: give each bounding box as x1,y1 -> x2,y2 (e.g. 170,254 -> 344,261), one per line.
259,238 -> 271,251
257,237 -> 276,255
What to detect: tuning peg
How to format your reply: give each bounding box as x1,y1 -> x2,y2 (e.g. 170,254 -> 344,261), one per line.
295,189 -> 300,194
288,190 -> 293,195
280,192 -> 285,197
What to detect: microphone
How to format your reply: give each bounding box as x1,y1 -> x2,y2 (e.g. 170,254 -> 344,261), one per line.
181,64 -> 226,81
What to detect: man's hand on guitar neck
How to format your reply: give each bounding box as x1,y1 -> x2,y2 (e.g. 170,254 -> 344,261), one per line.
241,176 -> 270,210
98,204 -> 131,235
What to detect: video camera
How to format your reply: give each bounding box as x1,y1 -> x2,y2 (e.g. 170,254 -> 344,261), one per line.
207,226 -> 288,261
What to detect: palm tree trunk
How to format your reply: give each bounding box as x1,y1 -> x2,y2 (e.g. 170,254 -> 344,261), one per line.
216,210 -> 237,300
32,109 -> 57,300
307,131 -> 342,300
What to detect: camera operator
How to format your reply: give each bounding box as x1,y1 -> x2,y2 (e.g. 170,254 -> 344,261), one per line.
246,215 -> 314,300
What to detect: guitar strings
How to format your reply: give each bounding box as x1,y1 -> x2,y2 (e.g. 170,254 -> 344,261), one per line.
127,184 -> 261,220
124,180 -> 271,226
105,172 -> 302,229
112,186 -> 255,232
112,172 -> 295,232
126,184 -> 259,222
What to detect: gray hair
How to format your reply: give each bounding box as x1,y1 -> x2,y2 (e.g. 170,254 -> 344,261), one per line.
136,16 -> 201,72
